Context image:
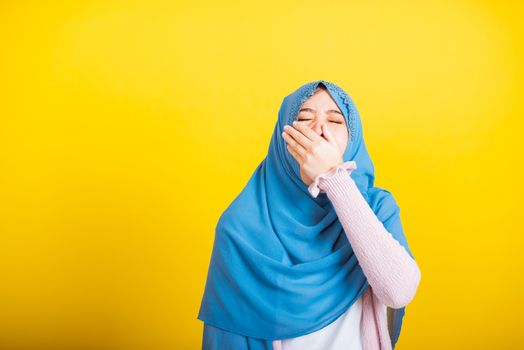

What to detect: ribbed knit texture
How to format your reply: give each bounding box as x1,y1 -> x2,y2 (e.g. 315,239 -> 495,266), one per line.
272,162 -> 421,350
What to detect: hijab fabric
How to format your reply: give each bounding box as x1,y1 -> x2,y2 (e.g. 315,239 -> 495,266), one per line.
197,80 -> 415,349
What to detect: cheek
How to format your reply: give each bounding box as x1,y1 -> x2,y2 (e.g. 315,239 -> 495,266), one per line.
334,129 -> 349,150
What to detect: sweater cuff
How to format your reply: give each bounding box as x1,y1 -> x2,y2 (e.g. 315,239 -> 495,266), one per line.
308,161 -> 357,198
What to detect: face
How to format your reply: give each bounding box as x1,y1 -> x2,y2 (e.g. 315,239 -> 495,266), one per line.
294,87 -> 349,153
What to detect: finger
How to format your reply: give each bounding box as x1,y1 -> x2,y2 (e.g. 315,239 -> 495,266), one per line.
284,123 -> 314,150
282,130 -> 307,157
292,121 -> 323,144
286,144 -> 302,165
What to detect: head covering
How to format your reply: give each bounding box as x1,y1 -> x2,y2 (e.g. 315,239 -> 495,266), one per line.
197,80 -> 415,348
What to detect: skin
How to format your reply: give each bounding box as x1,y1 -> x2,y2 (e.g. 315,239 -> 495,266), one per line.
282,86 -> 349,186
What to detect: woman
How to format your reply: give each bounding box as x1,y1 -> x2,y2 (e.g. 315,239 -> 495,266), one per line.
197,80 -> 421,350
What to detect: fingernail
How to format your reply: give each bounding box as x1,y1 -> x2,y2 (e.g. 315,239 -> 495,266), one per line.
292,121 -> 297,125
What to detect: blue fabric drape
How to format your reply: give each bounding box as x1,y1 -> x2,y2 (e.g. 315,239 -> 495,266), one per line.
197,80 -> 416,349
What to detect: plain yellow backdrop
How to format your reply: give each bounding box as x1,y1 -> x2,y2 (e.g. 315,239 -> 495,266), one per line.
0,0 -> 523,349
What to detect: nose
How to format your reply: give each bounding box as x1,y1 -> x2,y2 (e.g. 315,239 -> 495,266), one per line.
310,119 -> 326,137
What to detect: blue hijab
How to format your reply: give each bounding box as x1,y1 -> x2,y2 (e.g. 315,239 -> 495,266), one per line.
197,80 -> 415,349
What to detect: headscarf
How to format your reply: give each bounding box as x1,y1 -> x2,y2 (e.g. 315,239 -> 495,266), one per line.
197,80 -> 415,348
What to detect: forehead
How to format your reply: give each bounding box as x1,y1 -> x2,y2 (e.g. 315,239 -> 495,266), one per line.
302,89 -> 341,110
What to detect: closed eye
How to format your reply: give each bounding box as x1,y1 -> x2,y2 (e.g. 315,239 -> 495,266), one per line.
297,118 -> 344,124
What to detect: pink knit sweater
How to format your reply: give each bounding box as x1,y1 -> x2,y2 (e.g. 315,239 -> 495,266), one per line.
272,161 -> 421,350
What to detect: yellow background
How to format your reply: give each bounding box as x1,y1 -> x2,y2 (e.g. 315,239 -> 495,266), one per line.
0,0 -> 522,349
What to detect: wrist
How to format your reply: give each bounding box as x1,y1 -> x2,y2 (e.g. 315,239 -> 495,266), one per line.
308,161 -> 358,198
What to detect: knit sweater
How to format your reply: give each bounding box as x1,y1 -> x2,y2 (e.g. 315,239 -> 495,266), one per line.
271,162 -> 421,350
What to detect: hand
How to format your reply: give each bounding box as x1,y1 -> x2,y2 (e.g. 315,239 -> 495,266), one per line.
281,121 -> 344,186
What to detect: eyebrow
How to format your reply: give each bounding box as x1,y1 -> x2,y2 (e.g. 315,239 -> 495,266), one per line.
299,107 -> 343,116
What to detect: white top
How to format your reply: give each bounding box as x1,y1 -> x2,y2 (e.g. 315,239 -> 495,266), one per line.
281,296 -> 363,350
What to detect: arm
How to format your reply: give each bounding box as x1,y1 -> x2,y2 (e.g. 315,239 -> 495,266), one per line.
308,162 -> 421,308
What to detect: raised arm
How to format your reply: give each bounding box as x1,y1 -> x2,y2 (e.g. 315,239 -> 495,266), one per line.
308,161 -> 421,308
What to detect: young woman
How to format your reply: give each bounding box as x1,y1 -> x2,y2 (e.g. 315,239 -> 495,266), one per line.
197,80 -> 421,350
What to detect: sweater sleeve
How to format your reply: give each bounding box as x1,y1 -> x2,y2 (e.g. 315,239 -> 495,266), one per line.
308,162 -> 421,309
